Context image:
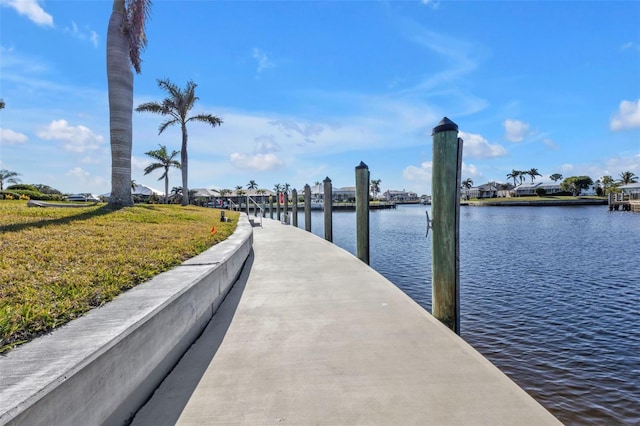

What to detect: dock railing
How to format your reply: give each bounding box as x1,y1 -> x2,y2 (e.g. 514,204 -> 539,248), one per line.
247,196 -> 263,227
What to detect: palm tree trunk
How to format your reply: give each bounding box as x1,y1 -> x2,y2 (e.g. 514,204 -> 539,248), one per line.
180,123 -> 189,206
164,175 -> 169,204
107,0 -> 134,208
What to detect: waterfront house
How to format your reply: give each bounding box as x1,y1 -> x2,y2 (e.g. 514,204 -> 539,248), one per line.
512,182 -> 563,197
467,182 -> 499,199
619,183 -> 640,197
383,190 -> 418,202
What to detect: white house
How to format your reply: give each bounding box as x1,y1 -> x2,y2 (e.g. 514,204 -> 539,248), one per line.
383,190 -> 418,202
619,182 -> 640,196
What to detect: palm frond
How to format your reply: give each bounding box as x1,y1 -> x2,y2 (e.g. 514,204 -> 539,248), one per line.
187,114 -> 223,127
158,118 -> 180,135
144,163 -> 164,175
183,80 -> 199,112
125,0 -> 152,73
135,102 -> 163,114
157,79 -> 181,102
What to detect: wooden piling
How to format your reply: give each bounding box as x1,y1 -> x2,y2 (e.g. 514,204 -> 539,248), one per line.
276,192 -> 281,221
323,177 -> 333,242
355,161 -> 370,264
431,117 -> 463,334
292,189 -> 298,227
269,195 -> 273,219
304,184 -> 312,232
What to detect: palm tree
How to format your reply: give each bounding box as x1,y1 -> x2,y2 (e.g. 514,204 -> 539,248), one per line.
0,99 -> 5,109
370,179 -> 382,199
619,171 -> 638,185
235,185 -> 245,197
256,188 -> 267,203
107,0 -> 151,208
461,178 -> 473,200
136,79 -> 223,206
528,168 -> 541,183
144,144 -> 181,203
0,169 -> 21,191
170,186 -> 182,203
550,173 -> 563,183
600,175 -> 616,195
506,170 -> 520,187
247,180 -> 258,191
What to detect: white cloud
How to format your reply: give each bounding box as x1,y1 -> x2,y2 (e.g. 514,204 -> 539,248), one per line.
462,162 -> 481,179
230,152 -> 285,171
229,133 -> 286,171
0,128 -> 28,144
64,21 -> 99,47
64,167 -> 108,191
560,163 -> 574,173
37,119 -> 105,153
403,161 -> 432,182
503,119 -> 530,142
620,42 -> 640,52
252,48 -> 275,73
542,138 -> 559,150
131,156 -> 150,171
610,99 -> 640,131
65,167 -> 90,179
0,0 -> 53,27
459,131 -> 507,159
421,0 -> 440,9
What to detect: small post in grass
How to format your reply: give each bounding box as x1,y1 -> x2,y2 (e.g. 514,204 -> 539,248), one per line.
304,184 -> 312,232
431,117 -> 463,335
323,176 -> 333,242
355,161 -> 370,264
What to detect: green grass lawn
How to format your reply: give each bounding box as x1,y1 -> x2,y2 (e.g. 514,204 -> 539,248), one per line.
0,201 -> 239,353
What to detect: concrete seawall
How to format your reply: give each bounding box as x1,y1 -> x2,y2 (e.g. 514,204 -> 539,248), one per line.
0,215 -> 253,426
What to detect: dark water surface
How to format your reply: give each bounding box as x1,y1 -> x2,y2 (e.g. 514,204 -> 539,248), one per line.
296,205 -> 640,425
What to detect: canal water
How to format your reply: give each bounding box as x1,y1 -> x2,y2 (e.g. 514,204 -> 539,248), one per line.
294,205 -> 639,425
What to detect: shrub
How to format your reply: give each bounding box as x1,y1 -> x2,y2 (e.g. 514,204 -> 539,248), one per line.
535,187 -> 547,197
6,184 -> 38,192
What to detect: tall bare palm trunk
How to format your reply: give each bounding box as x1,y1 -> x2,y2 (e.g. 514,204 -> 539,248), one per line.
181,123 -> 189,206
107,0 -> 134,208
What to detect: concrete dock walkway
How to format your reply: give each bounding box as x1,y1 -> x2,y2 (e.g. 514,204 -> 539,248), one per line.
133,218 -> 560,425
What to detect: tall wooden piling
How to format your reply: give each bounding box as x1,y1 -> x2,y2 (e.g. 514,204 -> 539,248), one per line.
269,195 -> 273,219
431,117 -> 463,335
304,184 -> 312,232
323,177 -> 333,242
276,192 -> 281,221
355,161 -> 370,264
292,189 -> 298,227
284,189 -> 289,221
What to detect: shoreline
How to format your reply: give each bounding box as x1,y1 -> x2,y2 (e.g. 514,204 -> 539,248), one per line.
462,198 -> 607,207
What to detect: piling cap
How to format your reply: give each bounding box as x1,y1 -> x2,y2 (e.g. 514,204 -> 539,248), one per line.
323,176 -> 332,182
432,117 -> 458,135
356,161 -> 368,169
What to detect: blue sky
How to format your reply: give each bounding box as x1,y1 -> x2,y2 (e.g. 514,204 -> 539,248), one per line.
1,0 -> 639,196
